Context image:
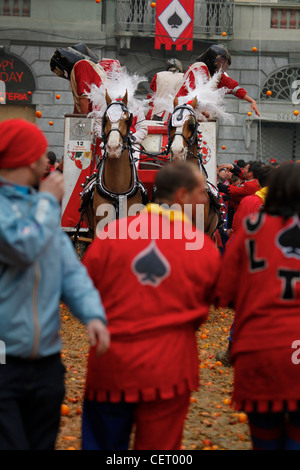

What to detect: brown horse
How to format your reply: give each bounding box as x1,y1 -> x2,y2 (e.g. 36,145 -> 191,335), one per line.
167,96 -> 222,238
79,90 -> 148,239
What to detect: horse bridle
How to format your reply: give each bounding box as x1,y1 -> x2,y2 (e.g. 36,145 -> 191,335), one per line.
167,104 -> 199,151
95,100 -> 149,215
101,100 -> 133,148
167,104 -> 208,178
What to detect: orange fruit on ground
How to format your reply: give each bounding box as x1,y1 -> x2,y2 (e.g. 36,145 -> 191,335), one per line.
202,438 -> 212,446
266,90 -> 272,96
222,32 -> 227,36
294,110 -> 299,116
61,404 -> 70,416
95,0 -> 101,3
252,47 -> 257,52
201,333 -> 208,339
247,111 -> 252,116
223,398 -> 231,405
56,94 -> 61,99
222,145 -> 226,149
237,412 -> 248,423
35,111 -> 42,118
49,121 -> 54,126
151,2 -> 156,7
27,91 -> 32,95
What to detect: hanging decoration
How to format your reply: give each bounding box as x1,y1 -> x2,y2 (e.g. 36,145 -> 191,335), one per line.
154,0 -> 194,51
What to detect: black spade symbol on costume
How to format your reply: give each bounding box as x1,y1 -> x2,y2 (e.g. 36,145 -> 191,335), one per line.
132,241 -> 171,287
168,11 -> 182,29
278,222 -> 300,259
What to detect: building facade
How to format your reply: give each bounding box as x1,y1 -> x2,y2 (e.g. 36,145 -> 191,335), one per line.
0,0 -> 299,163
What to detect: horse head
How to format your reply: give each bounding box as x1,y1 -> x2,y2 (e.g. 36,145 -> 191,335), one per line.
168,96 -> 198,162
102,90 -> 133,159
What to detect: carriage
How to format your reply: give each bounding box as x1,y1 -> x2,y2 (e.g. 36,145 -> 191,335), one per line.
61,101 -> 222,243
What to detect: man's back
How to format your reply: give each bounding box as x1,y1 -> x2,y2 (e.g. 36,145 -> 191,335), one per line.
83,206 -> 220,401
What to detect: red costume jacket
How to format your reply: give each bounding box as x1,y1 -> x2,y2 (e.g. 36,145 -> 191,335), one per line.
215,213 -> 300,411
176,62 -> 247,99
232,188 -> 266,234
70,59 -> 106,114
82,205 -> 220,403
215,213 -> 300,356
227,179 -> 260,211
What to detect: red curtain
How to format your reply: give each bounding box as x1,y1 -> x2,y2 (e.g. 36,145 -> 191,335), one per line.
155,0 -> 194,51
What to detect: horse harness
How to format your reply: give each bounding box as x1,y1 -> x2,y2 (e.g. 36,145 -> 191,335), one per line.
78,100 -> 149,228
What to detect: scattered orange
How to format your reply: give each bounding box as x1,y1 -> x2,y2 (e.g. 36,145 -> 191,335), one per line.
190,396 -> 197,403
201,333 -> 208,339
151,2 -> 156,7
294,110 -> 299,116
237,412 -> 248,423
49,121 -> 54,126
252,46 -> 257,52
223,398 -> 231,405
95,0 -> 101,3
247,111 -> 252,116
222,145 -> 226,149
222,32 -> 227,36
202,438 -> 212,446
266,90 -> 272,96
27,91 -> 32,95
56,94 -> 61,100
61,404 -> 70,416
35,111 -> 42,118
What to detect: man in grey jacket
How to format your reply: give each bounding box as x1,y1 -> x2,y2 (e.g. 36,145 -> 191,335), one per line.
0,119 -> 110,450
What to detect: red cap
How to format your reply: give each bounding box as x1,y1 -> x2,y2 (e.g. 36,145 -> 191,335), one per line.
0,119 -> 48,169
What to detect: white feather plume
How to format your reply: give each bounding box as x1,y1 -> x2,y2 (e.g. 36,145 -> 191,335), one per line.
177,68 -> 234,123
86,64 -> 148,119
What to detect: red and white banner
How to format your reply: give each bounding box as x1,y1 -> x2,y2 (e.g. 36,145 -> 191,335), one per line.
155,0 -> 194,51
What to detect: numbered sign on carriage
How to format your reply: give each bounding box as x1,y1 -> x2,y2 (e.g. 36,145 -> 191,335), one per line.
61,115 -> 100,232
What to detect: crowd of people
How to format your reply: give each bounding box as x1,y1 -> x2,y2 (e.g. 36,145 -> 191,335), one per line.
1,43 -> 300,452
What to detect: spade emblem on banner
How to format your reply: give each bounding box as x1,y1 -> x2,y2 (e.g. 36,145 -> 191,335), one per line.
277,219 -> 300,259
158,0 -> 192,42
131,241 -> 171,287
168,11 -> 182,29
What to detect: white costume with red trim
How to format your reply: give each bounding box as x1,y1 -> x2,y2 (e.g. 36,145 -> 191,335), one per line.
147,71 -> 184,121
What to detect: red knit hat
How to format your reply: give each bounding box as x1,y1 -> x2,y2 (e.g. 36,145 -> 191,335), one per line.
0,119 -> 48,169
